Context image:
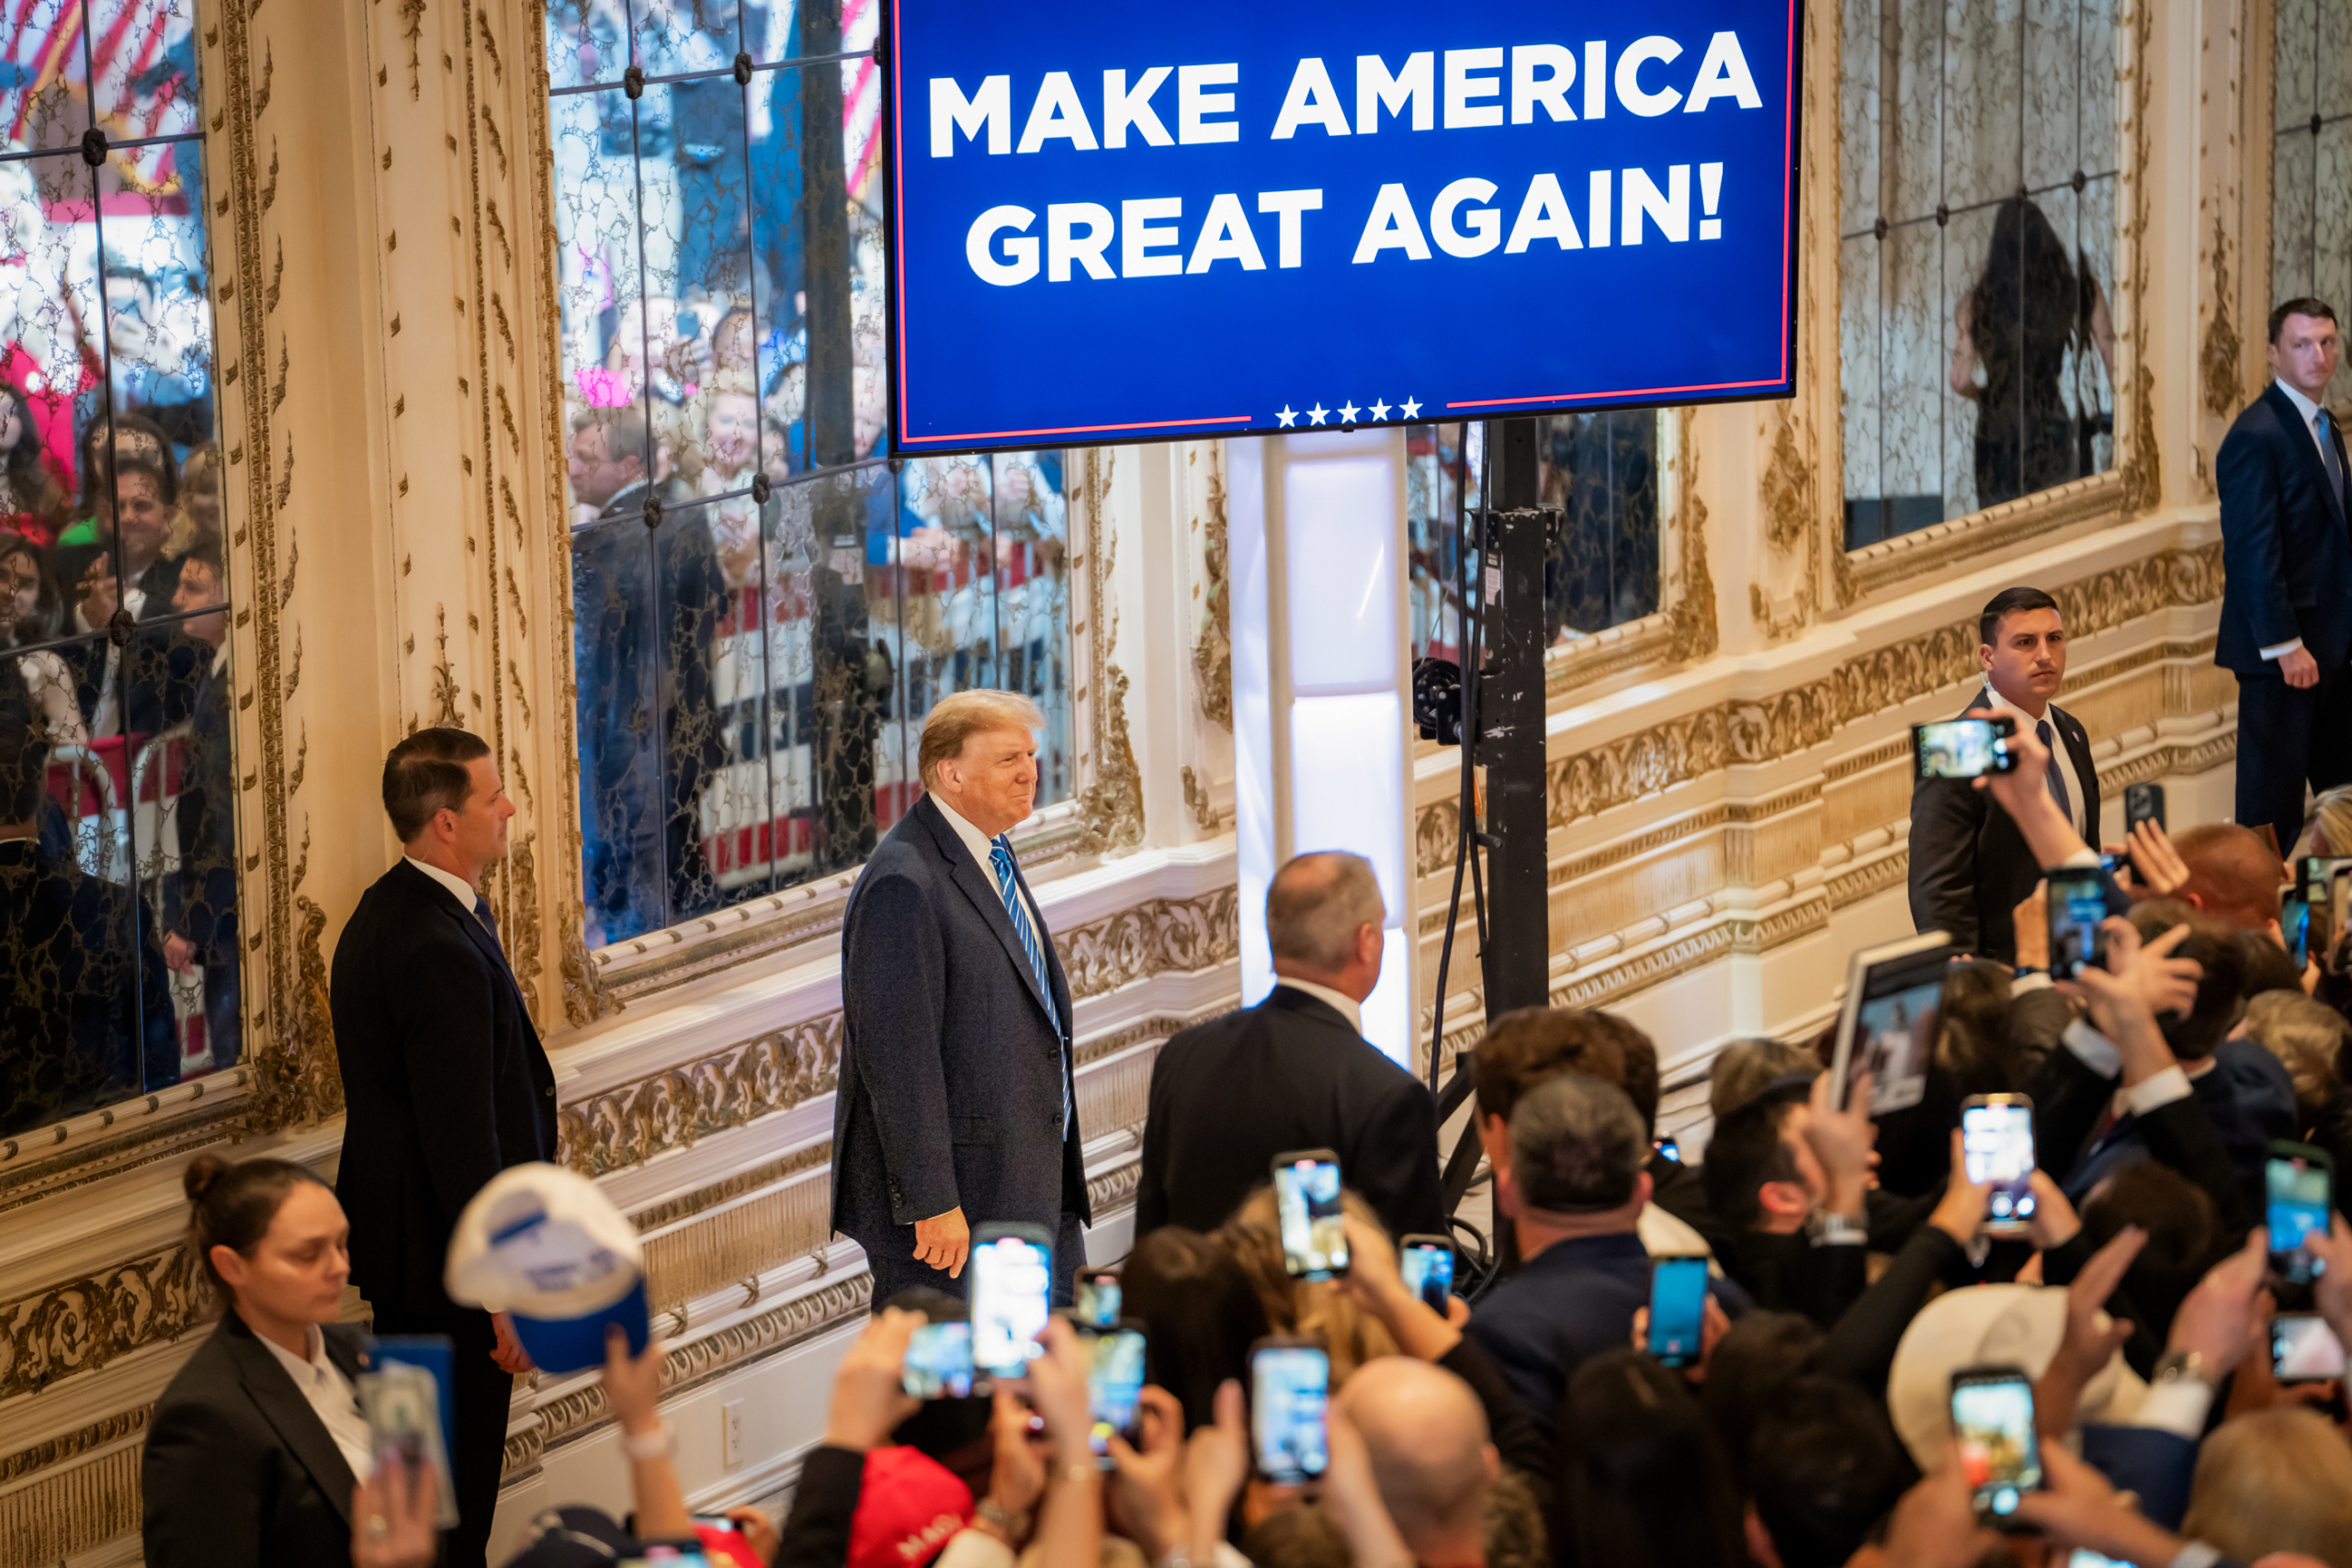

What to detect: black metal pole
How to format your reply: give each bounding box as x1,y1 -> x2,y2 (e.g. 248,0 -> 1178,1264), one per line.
1479,419 -> 1550,1019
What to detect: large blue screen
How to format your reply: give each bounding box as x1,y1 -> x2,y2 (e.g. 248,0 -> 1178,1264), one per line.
886,0 -> 1803,455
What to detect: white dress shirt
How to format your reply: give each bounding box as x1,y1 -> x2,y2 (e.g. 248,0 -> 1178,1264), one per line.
2258,378 -> 2346,661
402,854 -> 481,913
930,795 -> 1044,935
1978,681 -> 2087,839
254,1324 -> 375,1484
1272,976 -> 1363,1034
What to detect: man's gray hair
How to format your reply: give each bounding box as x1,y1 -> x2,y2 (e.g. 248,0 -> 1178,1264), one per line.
1266,852 -> 1385,969
1509,1073 -> 1647,1213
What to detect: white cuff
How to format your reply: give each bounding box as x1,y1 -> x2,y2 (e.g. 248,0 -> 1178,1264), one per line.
937,1529 -> 1019,1568
2132,1378 -> 2215,1440
2167,1543 -> 2223,1568
2011,971 -> 2054,994
2064,1019 -> 2121,1079
2262,637 -> 2307,660
2059,849 -> 2101,869
2120,1065 -> 2193,1116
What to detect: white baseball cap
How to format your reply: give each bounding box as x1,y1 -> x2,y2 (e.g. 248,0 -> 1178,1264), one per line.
445,1162 -> 650,1374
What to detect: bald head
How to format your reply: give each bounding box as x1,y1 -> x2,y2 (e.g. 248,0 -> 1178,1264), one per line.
1335,1358 -> 1498,1551
2174,823 -> 2284,931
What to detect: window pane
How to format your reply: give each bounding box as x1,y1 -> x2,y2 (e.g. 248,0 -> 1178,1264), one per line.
2078,0 -> 2120,177
89,0 -> 199,142
3,630 -> 167,1135
899,453 -> 999,706
1940,1 -> 2020,215
2275,127 -> 2317,304
992,453 -> 1070,803
1405,424 -> 1466,662
630,0 -> 741,82
2319,0 -> 2351,121
550,88 -> 648,473
132,601 -> 234,1085
0,0 -> 91,150
97,143 -> 215,454
2319,121 -> 2352,317
2023,0 -> 2079,191
2279,0 -> 2320,125
652,495 -> 740,923
1840,234 -> 1886,543
636,77 -> 755,501
573,502 -> 664,945
544,0 -> 627,92
1883,220 -> 1943,516
1539,412 -> 1660,640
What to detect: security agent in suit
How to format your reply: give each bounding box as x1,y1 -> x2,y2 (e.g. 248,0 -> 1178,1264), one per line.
144,1153 -> 435,1568
833,689 -> 1089,1303
1135,851 -> 1442,1241
2216,299 -> 2348,854
332,728 -> 557,1568
1909,586 -> 2101,964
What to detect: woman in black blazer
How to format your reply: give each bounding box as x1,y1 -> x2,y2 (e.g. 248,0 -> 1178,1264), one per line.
141,1154 -> 435,1568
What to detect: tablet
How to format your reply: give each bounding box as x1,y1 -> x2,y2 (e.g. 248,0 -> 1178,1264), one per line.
1828,932 -> 1955,1116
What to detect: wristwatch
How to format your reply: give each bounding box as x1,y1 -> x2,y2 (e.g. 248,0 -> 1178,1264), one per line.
2152,1349 -> 2217,1389
975,1497 -> 1033,1541
1806,1211 -> 1867,1247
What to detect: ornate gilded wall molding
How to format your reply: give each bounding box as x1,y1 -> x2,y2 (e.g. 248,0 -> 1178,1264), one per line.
1417,542 -> 2223,858
1666,418 -> 1720,663
0,1246 -> 212,1401
0,1439 -> 140,1564
0,1406 -> 149,1486
2202,214 -> 2247,421
2116,0 -> 2162,515
1192,447 -> 1234,731
1843,472 -> 2125,600
559,889 -> 1237,1175
1542,613 -> 1678,698
1074,446 -> 1148,856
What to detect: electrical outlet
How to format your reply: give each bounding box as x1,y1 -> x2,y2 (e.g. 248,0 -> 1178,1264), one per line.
723,1399 -> 745,1468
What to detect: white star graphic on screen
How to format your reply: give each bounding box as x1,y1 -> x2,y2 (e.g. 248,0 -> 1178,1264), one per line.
1276,404 -> 1298,428
1338,401 -> 1361,423
1371,400 -> 1392,421
1306,402 -> 1329,425
1400,397 -> 1423,419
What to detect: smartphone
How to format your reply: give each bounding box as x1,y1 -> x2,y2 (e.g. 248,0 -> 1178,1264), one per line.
1653,1136 -> 1681,1164
2286,896 -> 2313,969
2267,1141 -> 2335,1286
1085,1324 -> 1148,1466
2274,1312 -> 2347,1382
902,1320 -> 981,1399
2124,782 -> 2165,834
1272,1148 -> 1349,1280
2097,852 -> 2126,876
1913,716 -> 2018,781
970,1224 -> 1055,1376
1250,1337 -> 1331,1483
1074,1270 -> 1122,1331
1961,1094 -> 2038,1234
1398,1235 -> 1455,1312
2046,867 -> 2109,981
1950,1365 -> 2042,1522
1646,1254 -> 1710,1369
2300,858 -> 2351,958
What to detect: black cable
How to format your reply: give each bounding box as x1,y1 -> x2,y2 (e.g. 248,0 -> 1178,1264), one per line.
1427,424 -> 1476,1093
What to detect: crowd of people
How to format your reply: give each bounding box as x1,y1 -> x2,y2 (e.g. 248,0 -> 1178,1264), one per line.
0,406 -> 238,1134
145,692 -> 2352,1568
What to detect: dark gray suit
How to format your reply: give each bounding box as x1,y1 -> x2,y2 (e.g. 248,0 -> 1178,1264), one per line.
831,794 -> 1089,1303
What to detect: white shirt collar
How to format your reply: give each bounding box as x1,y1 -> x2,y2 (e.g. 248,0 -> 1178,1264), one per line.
402,854 -> 479,911
1978,679 -> 2050,727
1274,977 -> 1364,1034
930,793 -> 1002,864
2278,377 -> 2324,428
254,1322 -> 329,1381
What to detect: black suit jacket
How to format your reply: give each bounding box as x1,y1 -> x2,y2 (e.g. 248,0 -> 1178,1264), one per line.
331,860 -> 558,1319
832,794 -> 1087,1242
1907,696 -> 2099,963
141,1313 -> 368,1568
165,648 -> 237,963
1133,987 -> 1442,1240
2216,382 -> 2352,675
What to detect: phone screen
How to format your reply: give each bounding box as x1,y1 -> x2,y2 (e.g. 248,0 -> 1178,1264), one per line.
1274,1157 -> 1349,1279
1087,1328 -> 1148,1461
2287,897 -> 2313,969
1962,1102 -> 2038,1230
1951,1375 -> 2041,1517
1074,1276 -> 1122,1331
1914,718 -> 2014,780
1646,1256 -> 1710,1368
2268,1151 -> 2333,1285
1251,1345 -> 1330,1483
2046,872 -> 2109,980
1400,1244 -> 1454,1312
971,1234 -> 1053,1375
902,1321 -> 977,1399
2273,1313 -> 2347,1382
1654,1136 -> 1680,1163
2126,783 -> 2165,832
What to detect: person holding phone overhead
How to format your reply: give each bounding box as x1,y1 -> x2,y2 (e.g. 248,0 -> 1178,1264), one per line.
1909,586 -> 2100,964
833,691 -> 1089,1304
330,728 -> 558,1568
2217,299 -> 2348,856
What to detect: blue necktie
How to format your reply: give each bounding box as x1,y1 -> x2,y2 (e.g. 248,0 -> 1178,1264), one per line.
991,835 -> 1069,1134
2036,718 -> 2072,829
2320,409 -> 2346,513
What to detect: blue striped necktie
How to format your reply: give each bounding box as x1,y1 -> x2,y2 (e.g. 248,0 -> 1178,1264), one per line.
2321,409 -> 2346,513
991,835 -> 1069,1133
